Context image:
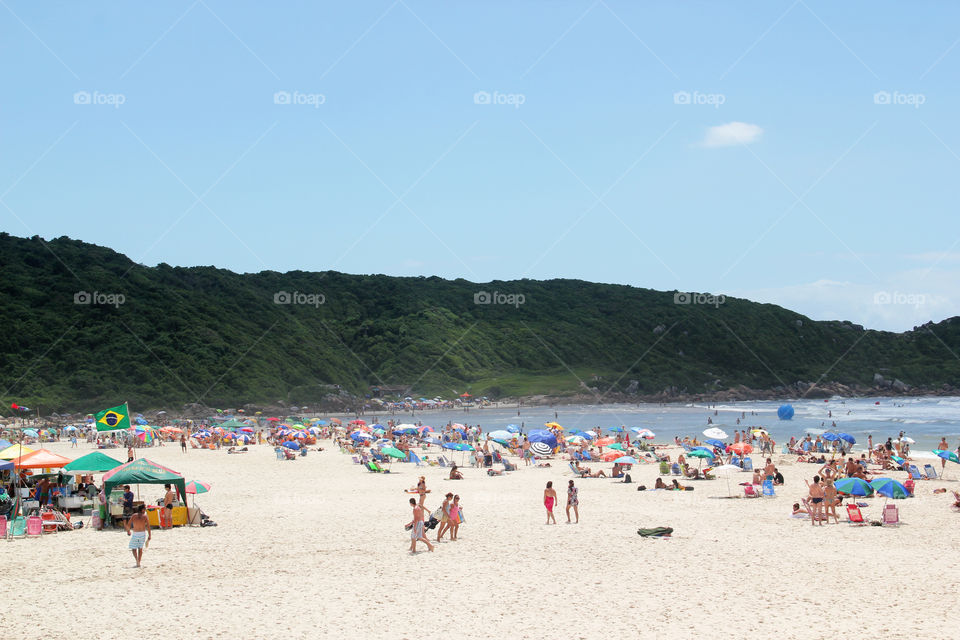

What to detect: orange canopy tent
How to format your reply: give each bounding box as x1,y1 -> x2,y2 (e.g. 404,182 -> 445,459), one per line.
12,448 -> 73,469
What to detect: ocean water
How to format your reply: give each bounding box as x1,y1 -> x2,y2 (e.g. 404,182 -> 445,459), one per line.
362,396 -> 960,456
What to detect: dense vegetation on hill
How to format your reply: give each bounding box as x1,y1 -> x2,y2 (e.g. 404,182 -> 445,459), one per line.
1,233 -> 958,412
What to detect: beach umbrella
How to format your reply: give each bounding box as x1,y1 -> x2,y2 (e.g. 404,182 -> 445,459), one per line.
751,429 -> 769,437
185,480 -> 210,495
240,427 -> 254,433
443,442 -> 475,452
565,435 -> 585,444
712,463 -> 743,496
634,429 -> 655,440
236,434 -> 253,444
613,456 -> 638,465
281,441 -> 300,451
822,433 -> 840,442
609,426 -> 626,433
581,431 -> 597,440
933,449 -> 959,464
601,451 -> 622,462
394,427 -> 418,436
608,443 -> 626,451
529,442 -> 552,457
488,430 -> 513,441
687,449 -> 715,459
349,419 -> 367,426
870,478 -> 908,499
528,430 -> 558,448
705,438 -> 726,449
837,433 -> 856,444
729,442 -> 752,454
897,437 -> 916,445
506,424 -> 520,433
703,427 -> 729,440
423,437 -> 442,446
544,422 -> 562,430
834,477 -> 873,496
381,446 -> 406,459
595,437 -> 615,446
23,429 -> 39,438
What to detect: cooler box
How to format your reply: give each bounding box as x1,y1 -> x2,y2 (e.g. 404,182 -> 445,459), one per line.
146,506 -> 161,527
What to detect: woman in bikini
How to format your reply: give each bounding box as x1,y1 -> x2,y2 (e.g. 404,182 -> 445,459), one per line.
543,481 -> 557,524
449,495 -> 462,540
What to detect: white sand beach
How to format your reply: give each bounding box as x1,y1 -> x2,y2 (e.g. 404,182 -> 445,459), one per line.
4,441 -> 960,639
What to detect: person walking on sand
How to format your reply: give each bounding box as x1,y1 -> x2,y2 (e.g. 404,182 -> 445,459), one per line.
566,480 -> 579,524
449,495 -> 462,540
407,497 -> 434,553
938,437 -> 950,472
806,476 -> 825,526
543,481 -> 557,524
436,492 -> 453,541
125,504 -> 151,567
180,434 -> 187,453
416,476 -> 428,510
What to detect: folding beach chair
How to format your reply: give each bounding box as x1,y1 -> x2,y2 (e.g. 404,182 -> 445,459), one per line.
907,465 -> 923,480
658,461 -> 670,475
924,464 -> 938,480
741,457 -> 753,472
846,503 -> 867,525
351,456 -> 361,464
569,462 -> 584,477
366,462 -> 380,473
438,457 -> 448,468
503,460 -> 517,471
743,485 -> 759,498
408,452 -> 423,467
882,504 -> 900,526
670,463 -> 681,475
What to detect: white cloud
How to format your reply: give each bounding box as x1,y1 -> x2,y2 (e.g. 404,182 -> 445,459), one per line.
730,272 -> 957,332
702,121 -> 763,148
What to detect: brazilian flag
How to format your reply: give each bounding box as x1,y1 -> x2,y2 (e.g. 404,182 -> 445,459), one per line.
95,403 -> 131,432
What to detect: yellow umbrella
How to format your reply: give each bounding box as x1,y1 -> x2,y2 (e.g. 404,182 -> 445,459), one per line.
0,444 -> 34,460
544,422 -> 563,430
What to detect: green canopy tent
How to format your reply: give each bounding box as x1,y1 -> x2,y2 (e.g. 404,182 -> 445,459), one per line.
216,418 -> 249,430
102,458 -> 187,504
63,451 -> 123,474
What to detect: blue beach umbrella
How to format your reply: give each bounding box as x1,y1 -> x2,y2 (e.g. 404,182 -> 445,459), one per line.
705,438 -> 726,449
527,430 -> 558,448
933,449 -> 960,464
23,429 -> 39,437
488,430 -> 514,441
505,424 -> 520,433
870,478 -> 909,499
443,442 -> 474,452
837,433 -> 856,444
609,426 -> 626,433
821,433 -> 840,442
613,456 -> 638,465
281,441 -> 300,450
834,477 -> 873,496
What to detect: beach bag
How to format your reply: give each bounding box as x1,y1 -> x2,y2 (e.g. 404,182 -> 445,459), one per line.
637,527 -> 673,537
622,473 -> 632,484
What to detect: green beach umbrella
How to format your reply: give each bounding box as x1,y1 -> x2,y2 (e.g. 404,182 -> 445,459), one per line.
870,478 -> 909,499
687,449 -> 714,459
185,480 -> 210,507
933,449 -> 959,464
834,477 -> 873,497
608,443 -> 626,451
381,446 -> 406,459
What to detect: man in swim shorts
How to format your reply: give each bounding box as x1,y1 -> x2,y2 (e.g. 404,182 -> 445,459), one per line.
162,483 -> 176,529
125,504 -> 151,567
407,497 -> 434,553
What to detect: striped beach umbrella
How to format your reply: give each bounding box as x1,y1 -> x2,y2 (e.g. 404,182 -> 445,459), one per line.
529,442 -> 552,457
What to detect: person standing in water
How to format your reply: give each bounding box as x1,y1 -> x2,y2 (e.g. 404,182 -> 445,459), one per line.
543,481 -> 557,525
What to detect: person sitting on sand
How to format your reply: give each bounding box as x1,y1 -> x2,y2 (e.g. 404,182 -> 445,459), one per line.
683,465 -> 700,479
670,479 -> 691,491
654,477 -> 669,490
448,465 -> 463,480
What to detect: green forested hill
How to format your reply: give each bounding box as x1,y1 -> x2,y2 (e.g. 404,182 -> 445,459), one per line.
1,232 -> 958,411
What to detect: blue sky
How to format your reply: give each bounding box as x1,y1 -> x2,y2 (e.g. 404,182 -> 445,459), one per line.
2,1 -> 958,331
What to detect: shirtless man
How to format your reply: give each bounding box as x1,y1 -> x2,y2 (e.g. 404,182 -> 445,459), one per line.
125,504 -> 151,567
764,458 -> 776,483
407,497 -> 434,553
162,483 -> 176,529
806,476 -> 825,527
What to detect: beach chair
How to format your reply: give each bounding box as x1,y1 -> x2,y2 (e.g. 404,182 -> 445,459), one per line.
351,456 -> 361,464
846,504 -> 867,525
924,464 -> 938,480
743,485 -> 759,498
907,465 -> 923,480
742,457 -> 753,472
882,504 -> 900,526
8,516 -> 26,538
670,463 -> 681,475
572,451 -> 583,462
658,461 -> 670,475
26,516 -> 43,537
503,460 -> 517,471
366,462 -> 380,473
408,452 -> 423,467
568,462 -> 584,477
438,457 -> 448,468
274,448 -> 285,461
762,479 -> 775,497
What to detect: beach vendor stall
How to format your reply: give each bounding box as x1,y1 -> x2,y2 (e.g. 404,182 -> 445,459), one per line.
102,459 -> 189,528
63,452 -> 123,515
